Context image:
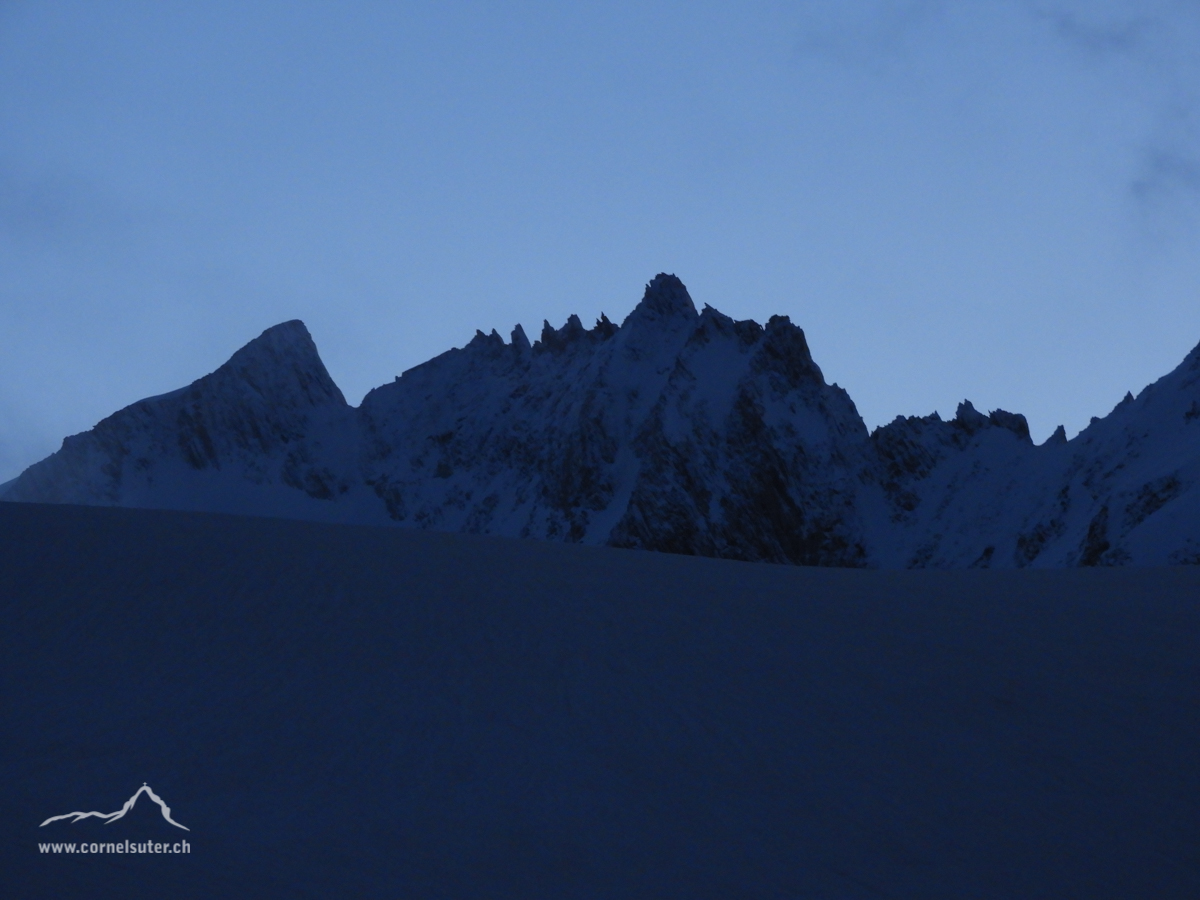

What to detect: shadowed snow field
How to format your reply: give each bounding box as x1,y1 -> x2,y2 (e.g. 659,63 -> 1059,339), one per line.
2,502 -> 1197,897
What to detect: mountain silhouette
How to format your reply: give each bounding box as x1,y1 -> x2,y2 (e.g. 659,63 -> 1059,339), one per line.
4,273 -> 1199,567
40,784 -> 189,831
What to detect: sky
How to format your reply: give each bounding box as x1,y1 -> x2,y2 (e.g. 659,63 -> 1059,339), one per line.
2,0 -> 1199,483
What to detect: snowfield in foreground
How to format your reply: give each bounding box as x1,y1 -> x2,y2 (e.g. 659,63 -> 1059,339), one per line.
2,502 -> 1197,898
5,274 -> 1200,568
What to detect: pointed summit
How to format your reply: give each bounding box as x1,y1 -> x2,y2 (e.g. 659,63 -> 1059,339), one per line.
622,274 -> 698,326
229,319 -> 315,360
218,320 -> 347,409
511,323 -> 531,353
953,400 -> 989,435
1044,424 -> 1068,446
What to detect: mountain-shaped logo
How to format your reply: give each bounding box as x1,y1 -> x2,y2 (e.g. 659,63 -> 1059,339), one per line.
40,783 -> 190,831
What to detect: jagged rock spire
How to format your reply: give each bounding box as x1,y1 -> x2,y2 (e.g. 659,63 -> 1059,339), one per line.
623,273 -> 698,326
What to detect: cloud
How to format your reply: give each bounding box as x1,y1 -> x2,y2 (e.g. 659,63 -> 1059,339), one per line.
793,1 -> 1200,231
793,1 -> 948,68
1023,2 -> 1200,223
1030,7 -> 1154,54
0,164 -> 134,253
1131,146 -> 1200,226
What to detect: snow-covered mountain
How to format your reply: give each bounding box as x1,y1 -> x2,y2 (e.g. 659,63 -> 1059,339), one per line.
4,274 -> 1198,567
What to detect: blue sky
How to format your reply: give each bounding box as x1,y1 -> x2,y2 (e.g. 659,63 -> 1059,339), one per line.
2,0 -> 1199,482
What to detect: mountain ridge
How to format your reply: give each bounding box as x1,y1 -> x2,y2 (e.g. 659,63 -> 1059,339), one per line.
5,274 -> 1198,567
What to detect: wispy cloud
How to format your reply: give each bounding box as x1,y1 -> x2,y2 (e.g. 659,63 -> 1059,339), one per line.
794,0 -> 947,68
793,1 -> 1200,232
0,163 -> 135,253
1131,144 -> 1200,232
1026,2 -> 1200,226
1030,7 -> 1154,54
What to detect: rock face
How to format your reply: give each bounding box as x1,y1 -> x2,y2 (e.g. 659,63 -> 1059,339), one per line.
356,275 -> 869,566
4,274 -> 1199,567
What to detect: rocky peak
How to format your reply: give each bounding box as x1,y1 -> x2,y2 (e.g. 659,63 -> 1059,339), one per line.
219,320 -> 347,409
950,401 -> 1030,441
987,408 -> 1031,441
510,323 -> 531,353
752,315 -> 823,390
953,400 -> 989,434
622,273 -> 698,326
1044,424 -> 1068,446
535,314 -> 594,354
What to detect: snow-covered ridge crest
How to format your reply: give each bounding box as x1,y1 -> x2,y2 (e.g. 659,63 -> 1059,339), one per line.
2,318 -> 358,515
4,275 -> 1199,567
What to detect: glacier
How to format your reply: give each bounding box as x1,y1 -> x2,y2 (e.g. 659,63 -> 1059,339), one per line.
4,273 -> 1198,568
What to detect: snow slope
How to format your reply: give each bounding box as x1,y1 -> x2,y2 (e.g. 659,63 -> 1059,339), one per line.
2,502 -> 1197,898
4,274 -> 1199,567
